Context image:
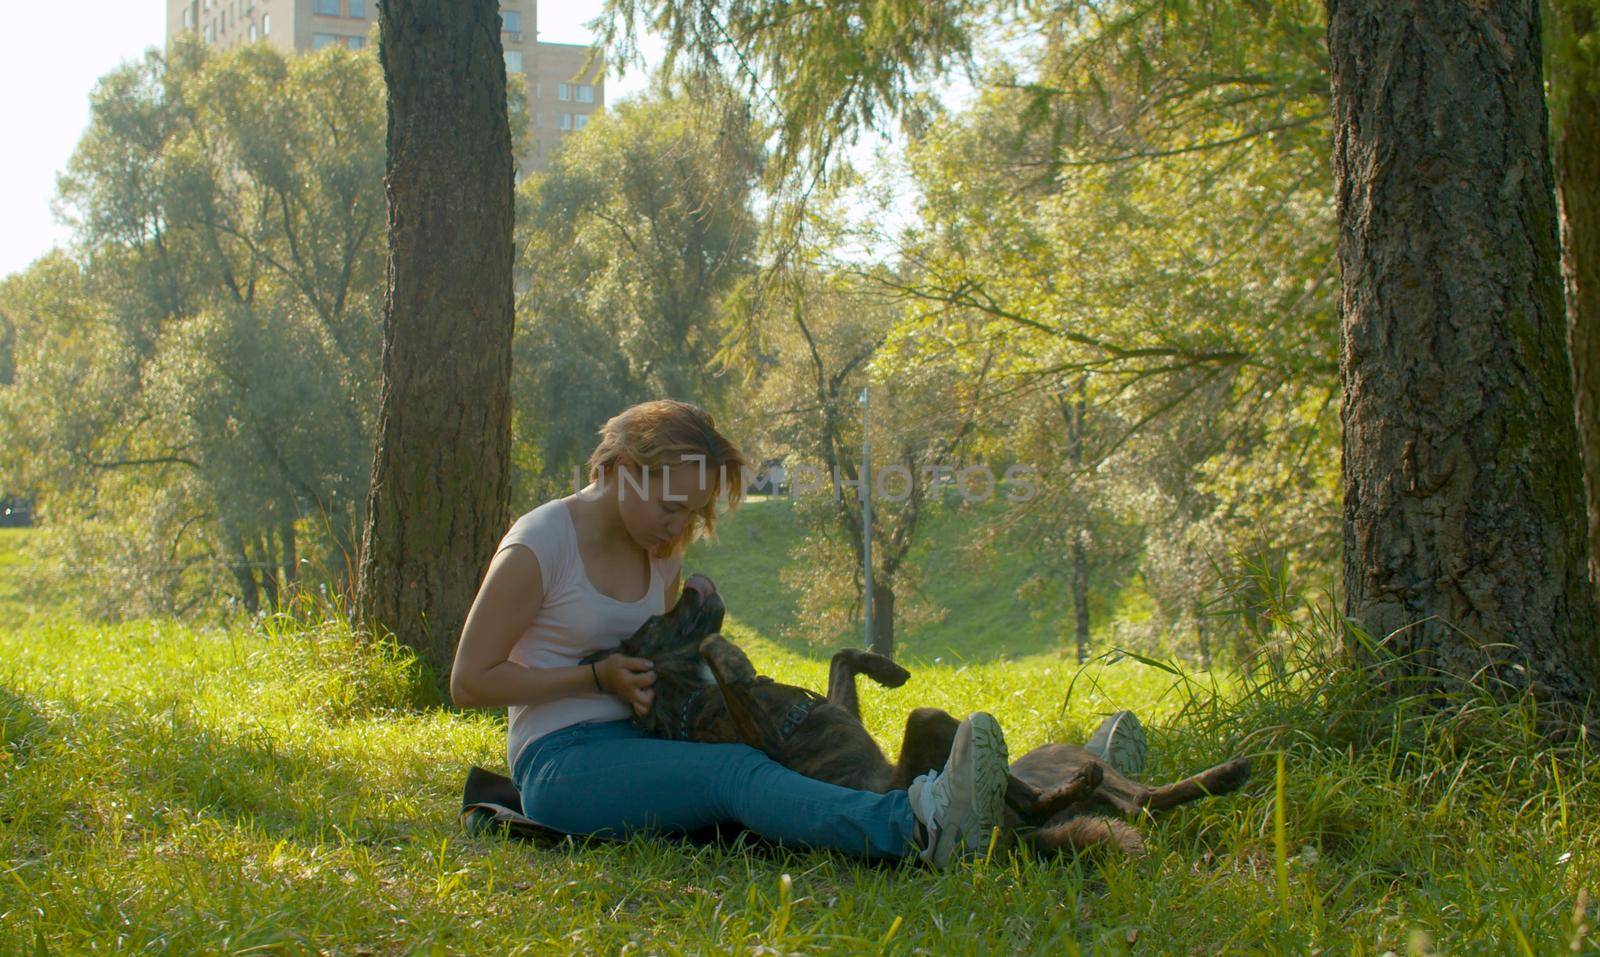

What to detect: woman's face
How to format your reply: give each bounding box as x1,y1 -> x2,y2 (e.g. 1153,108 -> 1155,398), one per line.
615,457 -> 715,551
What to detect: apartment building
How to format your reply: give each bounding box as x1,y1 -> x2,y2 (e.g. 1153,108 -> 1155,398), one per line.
529,41 -> 603,169
165,0 -> 603,172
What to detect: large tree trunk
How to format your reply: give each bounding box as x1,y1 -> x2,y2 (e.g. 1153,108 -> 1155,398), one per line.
1326,0 -> 1599,709
357,0 -> 516,684
1551,0 -> 1600,599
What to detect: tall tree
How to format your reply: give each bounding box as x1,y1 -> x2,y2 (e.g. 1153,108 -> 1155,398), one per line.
511,78 -> 763,504
1326,1 -> 1599,707
356,0 -> 516,681
6,39 -> 386,619
1549,0 -> 1600,596
732,267 -> 992,658
609,1 -> 1345,663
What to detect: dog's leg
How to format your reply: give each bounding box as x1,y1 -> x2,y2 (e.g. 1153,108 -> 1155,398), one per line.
1140,757 -> 1252,812
1023,816 -> 1146,858
826,649 -> 912,720
889,707 -> 961,789
1011,762 -> 1103,821
698,634 -> 779,753
888,706 -> 1082,821
825,651 -> 865,720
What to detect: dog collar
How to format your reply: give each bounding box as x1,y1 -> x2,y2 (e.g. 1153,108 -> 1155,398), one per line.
678,684 -> 711,740
778,690 -> 824,740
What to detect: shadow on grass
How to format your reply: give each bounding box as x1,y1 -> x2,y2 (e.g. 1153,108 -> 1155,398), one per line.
0,684 -> 50,763
0,683 -> 914,875
0,687 -> 446,853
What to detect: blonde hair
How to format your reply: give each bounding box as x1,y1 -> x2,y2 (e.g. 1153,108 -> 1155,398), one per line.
585,399 -> 747,559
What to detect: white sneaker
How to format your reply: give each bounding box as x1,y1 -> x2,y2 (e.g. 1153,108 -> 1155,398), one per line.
907,712 -> 1009,867
1084,710 -> 1146,776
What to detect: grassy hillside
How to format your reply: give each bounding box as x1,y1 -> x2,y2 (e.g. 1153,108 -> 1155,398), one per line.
687,494 -> 1130,663
1,529 -> 1593,953
0,528 -> 26,608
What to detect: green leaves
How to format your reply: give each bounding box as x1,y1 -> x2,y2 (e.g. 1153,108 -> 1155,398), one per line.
510,77 -> 764,502
599,0 -> 975,183
5,35 -> 388,616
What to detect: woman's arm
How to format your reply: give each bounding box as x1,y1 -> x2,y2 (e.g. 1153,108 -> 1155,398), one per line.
449,544 -> 656,713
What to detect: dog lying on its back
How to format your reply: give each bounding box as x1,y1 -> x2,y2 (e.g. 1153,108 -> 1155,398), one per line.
584,573 -> 928,791
583,573 -> 1250,856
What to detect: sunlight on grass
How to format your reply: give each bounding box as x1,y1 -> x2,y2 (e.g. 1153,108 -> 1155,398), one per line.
1,527 -> 1595,953
687,495 -> 1116,661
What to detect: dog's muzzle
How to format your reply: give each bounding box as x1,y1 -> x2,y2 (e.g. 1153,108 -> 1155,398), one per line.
685,574 -> 715,600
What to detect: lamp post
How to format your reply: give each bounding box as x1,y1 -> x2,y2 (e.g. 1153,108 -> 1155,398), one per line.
859,384 -> 872,650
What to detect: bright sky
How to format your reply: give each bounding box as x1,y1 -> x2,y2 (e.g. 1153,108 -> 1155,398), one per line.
0,2 -> 660,281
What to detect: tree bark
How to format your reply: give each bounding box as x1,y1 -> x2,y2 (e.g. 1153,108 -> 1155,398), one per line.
870,582 -> 895,658
224,520 -> 259,617
357,0 -> 516,684
1063,378 -> 1091,664
1551,0 -> 1600,601
1326,0 -> 1600,708
258,528 -> 280,611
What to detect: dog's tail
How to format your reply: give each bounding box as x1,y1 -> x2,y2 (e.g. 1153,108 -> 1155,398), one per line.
1024,816 -> 1146,858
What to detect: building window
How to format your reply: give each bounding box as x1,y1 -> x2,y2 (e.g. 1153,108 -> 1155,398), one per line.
205,23 -> 215,41
504,51 -> 523,73
349,0 -> 366,17
558,83 -> 571,101
312,32 -> 340,49
347,34 -> 364,49
313,0 -> 340,15
559,113 -> 571,130
502,10 -> 522,35
248,22 -> 257,41
576,84 -> 594,104
574,114 -> 589,130
183,7 -> 194,27
533,112 -> 541,128
263,12 -> 270,33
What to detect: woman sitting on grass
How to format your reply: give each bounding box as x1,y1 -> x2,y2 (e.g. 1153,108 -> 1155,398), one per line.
448,398 -> 1010,867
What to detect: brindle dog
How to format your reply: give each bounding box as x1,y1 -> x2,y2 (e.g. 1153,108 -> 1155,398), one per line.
583,573 -> 1250,856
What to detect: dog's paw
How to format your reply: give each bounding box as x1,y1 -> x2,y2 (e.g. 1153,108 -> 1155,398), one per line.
840,649 -> 912,688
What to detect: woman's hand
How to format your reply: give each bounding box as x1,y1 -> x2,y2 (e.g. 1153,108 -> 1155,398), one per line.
596,654 -> 656,716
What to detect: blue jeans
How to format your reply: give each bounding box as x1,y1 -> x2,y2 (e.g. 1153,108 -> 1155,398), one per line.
511,718 -> 919,861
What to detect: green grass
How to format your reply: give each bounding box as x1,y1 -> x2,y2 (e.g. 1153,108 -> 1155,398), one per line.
0,527 -> 30,609
688,495 -> 1118,662
2,528 -> 1595,953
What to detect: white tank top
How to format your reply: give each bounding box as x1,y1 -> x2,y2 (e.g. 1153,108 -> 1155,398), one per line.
499,497 -> 682,770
